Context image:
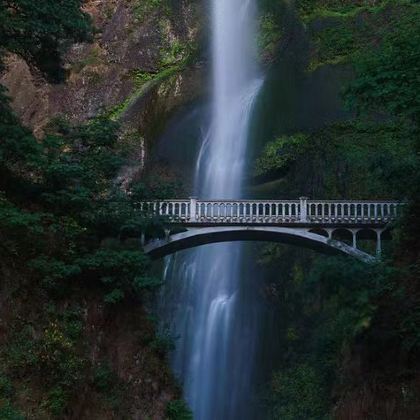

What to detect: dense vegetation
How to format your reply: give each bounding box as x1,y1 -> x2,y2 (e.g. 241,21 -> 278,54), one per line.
256,1 -> 420,418
0,0 -> 92,81
0,2 -> 190,418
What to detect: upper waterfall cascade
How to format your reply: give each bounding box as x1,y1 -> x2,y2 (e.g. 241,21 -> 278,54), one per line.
159,0 -> 265,418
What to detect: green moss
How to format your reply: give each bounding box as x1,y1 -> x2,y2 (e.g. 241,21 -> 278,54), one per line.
160,39 -> 190,67
158,14 -> 199,69
107,1 -> 200,122
254,120 -> 417,199
297,0 -> 400,23
131,70 -> 155,88
309,22 -> 359,71
133,0 -> 169,21
255,133 -> 310,177
306,1 -> 420,71
258,13 -> 283,60
108,64 -> 186,121
106,9 -> 199,121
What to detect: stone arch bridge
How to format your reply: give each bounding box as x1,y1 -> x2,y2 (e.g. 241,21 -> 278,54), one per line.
140,198 -> 403,263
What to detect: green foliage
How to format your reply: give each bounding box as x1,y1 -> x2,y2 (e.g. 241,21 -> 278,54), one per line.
254,120 -> 417,198
166,399 -> 193,420
305,1 -> 418,71
0,0 -> 92,81
42,387 -> 69,416
109,63 -> 188,120
0,93 -> 169,301
262,247 -> 410,418
269,363 -> 328,420
0,374 -> 23,420
0,88 -> 43,190
92,362 -> 126,409
309,21 -> 360,70
0,307 -> 88,416
131,69 -> 155,88
258,14 -> 283,60
297,0 -> 393,22
0,401 -> 24,420
0,0 -> 181,415
260,2 -> 420,414
345,3 -> 420,125
93,363 -> 115,392
133,0 -> 169,21
76,249 -> 161,303
151,328 -> 177,354
160,39 -> 190,68
255,134 -> 309,177
0,375 -> 13,399
0,74 -> 176,416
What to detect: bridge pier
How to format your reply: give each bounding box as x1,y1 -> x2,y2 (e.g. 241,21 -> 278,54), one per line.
352,230 -> 357,249
376,230 -> 382,258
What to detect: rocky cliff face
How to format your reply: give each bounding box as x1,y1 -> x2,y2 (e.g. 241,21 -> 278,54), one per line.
1,0 -> 205,162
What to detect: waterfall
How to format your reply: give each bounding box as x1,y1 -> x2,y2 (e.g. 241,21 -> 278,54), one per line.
159,0 -> 262,418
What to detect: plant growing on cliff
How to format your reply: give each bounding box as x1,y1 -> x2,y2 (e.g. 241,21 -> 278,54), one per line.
166,399 -> 193,420
304,1 -> 418,71
258,13 -> 283,61
268,363 -> 328,420
0,0 -> 92,81
133,0 -> 169,22
345,3 -> 420,127
255,133 -> 310,177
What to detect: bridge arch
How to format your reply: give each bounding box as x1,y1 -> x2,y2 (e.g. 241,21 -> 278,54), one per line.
308,228 -> 329,238
144,226 -> 376,263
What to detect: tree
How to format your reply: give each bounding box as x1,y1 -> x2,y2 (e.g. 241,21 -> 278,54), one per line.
345,6 -> 420,127
0,0 -> 92,81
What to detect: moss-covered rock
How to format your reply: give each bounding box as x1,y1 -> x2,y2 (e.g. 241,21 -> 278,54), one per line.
303,1 -> 419,71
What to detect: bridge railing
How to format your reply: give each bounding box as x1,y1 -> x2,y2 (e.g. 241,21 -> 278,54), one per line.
306,200 -> 402,223
137,198 -> 403,225
138,199 -> 191,221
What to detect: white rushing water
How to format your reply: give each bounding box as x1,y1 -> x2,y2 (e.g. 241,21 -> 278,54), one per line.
160,0 -> 262,418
